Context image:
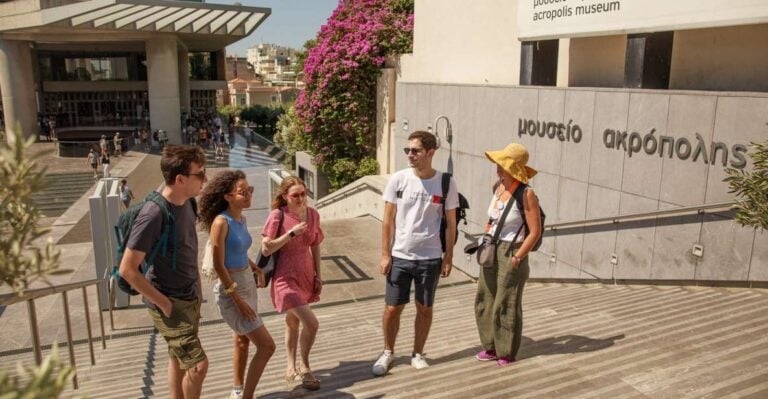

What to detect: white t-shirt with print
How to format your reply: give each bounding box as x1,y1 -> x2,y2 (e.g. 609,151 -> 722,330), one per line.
383,168 -> 459,260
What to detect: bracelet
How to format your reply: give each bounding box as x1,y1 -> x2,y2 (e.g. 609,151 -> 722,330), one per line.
224,282 -> 238,295
289,231 -> 296,238
512,255 -> 523,263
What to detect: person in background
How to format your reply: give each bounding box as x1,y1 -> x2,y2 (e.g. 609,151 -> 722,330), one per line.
119,179 -> 135,209
474,143 -> 541,366
114,132 -> 123,157
86,148 -> 98,178
261,177 -> 324,391
100,134 -> 109,155
101,151 -> 111,178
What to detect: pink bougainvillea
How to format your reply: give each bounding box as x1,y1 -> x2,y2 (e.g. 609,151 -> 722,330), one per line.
295,0 -> 413,189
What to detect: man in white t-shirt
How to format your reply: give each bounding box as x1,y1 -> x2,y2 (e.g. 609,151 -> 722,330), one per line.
372,130 -> 459,376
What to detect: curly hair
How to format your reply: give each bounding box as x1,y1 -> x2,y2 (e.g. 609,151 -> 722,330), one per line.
198,169 -> 246,232
271,176 -> 306,209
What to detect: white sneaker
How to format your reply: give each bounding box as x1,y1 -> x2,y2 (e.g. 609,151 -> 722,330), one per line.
229,388 -> 243,399
372,350 -> 394,376
411,353 -> 429,370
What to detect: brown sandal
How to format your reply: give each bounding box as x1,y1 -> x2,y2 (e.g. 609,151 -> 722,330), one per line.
300,371 -> 320,391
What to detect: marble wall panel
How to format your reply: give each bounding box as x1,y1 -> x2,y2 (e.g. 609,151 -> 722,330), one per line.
561,90 -> 595,183
581,185 -> 621,279
506,87 -> 540,152
555,178 -> 588,270
659,95 -> 717,206
696,212 -> 753,281
748,230 -> 768,282
650,202 -> 702,280
622,92 -> 669,199
533,89 -> 565,175
707,96 -> 768,203
590,91 -> 629,191
614,193 -> 658,279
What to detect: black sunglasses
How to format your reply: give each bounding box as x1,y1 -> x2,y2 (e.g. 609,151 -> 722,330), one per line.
403,147 -> 423,155
186,168 -> 207,179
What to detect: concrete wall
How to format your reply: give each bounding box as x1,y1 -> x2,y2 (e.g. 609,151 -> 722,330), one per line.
670,24 -> 768,92
400,0 -> 520,85
395,81 -> 768,284
569,35 -> 626,88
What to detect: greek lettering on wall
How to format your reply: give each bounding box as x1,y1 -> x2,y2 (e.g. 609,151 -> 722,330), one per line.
516,117 -> 749,169
602,128 -> 748,169
518,118 -> 582,143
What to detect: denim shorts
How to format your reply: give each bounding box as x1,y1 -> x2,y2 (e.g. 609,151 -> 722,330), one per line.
386,257 -> 442,307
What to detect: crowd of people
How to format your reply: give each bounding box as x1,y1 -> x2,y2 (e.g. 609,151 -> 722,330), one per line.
114,130 -> 542,399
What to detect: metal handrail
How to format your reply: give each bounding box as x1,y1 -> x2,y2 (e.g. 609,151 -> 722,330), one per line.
544,201 -> 736,231
0,278 -> 109,390
461,201 -> 737,240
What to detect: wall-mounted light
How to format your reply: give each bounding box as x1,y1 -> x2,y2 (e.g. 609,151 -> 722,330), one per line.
402,119 -> 409,132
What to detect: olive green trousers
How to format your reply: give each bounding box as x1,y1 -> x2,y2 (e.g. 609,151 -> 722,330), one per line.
474,241 -> 529,360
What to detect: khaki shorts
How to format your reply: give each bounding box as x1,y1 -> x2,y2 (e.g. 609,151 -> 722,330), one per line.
148,297 -> 207,370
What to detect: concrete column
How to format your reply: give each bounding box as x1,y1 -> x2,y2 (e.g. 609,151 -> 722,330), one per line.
0,39 -> 38,143
178,48 -> 190,120
146,35 -> 181,144
376,68 -> 397,174
557,38 -> 570,87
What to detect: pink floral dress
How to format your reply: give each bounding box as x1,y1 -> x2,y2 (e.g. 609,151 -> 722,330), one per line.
262,206 -> 324,312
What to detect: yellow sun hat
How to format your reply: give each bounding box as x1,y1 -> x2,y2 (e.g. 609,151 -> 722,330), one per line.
484,143 -> 537,184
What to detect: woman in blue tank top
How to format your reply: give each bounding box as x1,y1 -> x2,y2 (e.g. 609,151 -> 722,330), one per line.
199,170 -> 275,399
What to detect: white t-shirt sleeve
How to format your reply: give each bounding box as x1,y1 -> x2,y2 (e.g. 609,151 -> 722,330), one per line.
444,175 -> 460,211
382,173 -> 400,204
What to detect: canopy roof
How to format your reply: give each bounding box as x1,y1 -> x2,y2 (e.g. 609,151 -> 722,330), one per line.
0,0 -> 270,51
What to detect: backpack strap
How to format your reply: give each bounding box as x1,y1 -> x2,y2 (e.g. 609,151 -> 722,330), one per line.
441,172 -> 451,210
146,191 -> 177,271
509,184 -> 529,250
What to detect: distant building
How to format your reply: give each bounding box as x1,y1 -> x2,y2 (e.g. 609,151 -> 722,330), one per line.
0,0 -> 270,142
247,43 -> 300,87
228,79 -> 297,107
225,56 -> 259,82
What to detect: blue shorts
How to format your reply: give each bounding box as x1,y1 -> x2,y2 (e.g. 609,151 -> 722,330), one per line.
386,257 -> 442,307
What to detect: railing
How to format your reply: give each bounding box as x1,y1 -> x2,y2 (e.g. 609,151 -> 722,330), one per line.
461,201 -> 737,241
0,278 -> 111,389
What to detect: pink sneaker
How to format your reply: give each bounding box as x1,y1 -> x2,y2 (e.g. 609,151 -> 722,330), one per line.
475,349 -> 497,361
496,356 -> 515,366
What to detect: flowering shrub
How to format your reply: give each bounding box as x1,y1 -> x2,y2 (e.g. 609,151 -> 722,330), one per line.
295,0 -> 413,190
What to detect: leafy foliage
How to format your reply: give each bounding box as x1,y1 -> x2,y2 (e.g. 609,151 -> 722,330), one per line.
240,105 -> 285,138
0,129 -> 66,292
725,140 -> 768,230
0,345 -> 74,398
274,107 -> 311,170
295,0 -> 414,190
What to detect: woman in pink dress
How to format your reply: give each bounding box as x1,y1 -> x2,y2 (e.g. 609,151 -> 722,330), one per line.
261,176 -> 324,390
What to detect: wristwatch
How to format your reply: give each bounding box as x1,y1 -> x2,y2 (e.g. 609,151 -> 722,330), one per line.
289,231 -> 296,238
512,255 -> 523,263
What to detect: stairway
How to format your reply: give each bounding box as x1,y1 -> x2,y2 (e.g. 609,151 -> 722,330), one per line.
49,282 -> 768,398
30,173 -> 95,218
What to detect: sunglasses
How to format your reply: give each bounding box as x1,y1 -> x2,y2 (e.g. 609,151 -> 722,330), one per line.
230,186 -> 254,196
403,147 -> 423,155
186,168 -> 207,179
289,191 -> 307,199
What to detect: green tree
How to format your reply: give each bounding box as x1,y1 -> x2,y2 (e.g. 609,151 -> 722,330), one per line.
274,107 -> 311,170
1,132 -> 66,290
0,128 -> 74,398
725,140 -> 768,230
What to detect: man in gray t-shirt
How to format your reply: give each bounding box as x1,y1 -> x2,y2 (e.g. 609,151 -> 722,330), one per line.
118,145 -> 208,398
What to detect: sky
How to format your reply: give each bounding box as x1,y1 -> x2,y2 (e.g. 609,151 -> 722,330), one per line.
208,0 -> 340,56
